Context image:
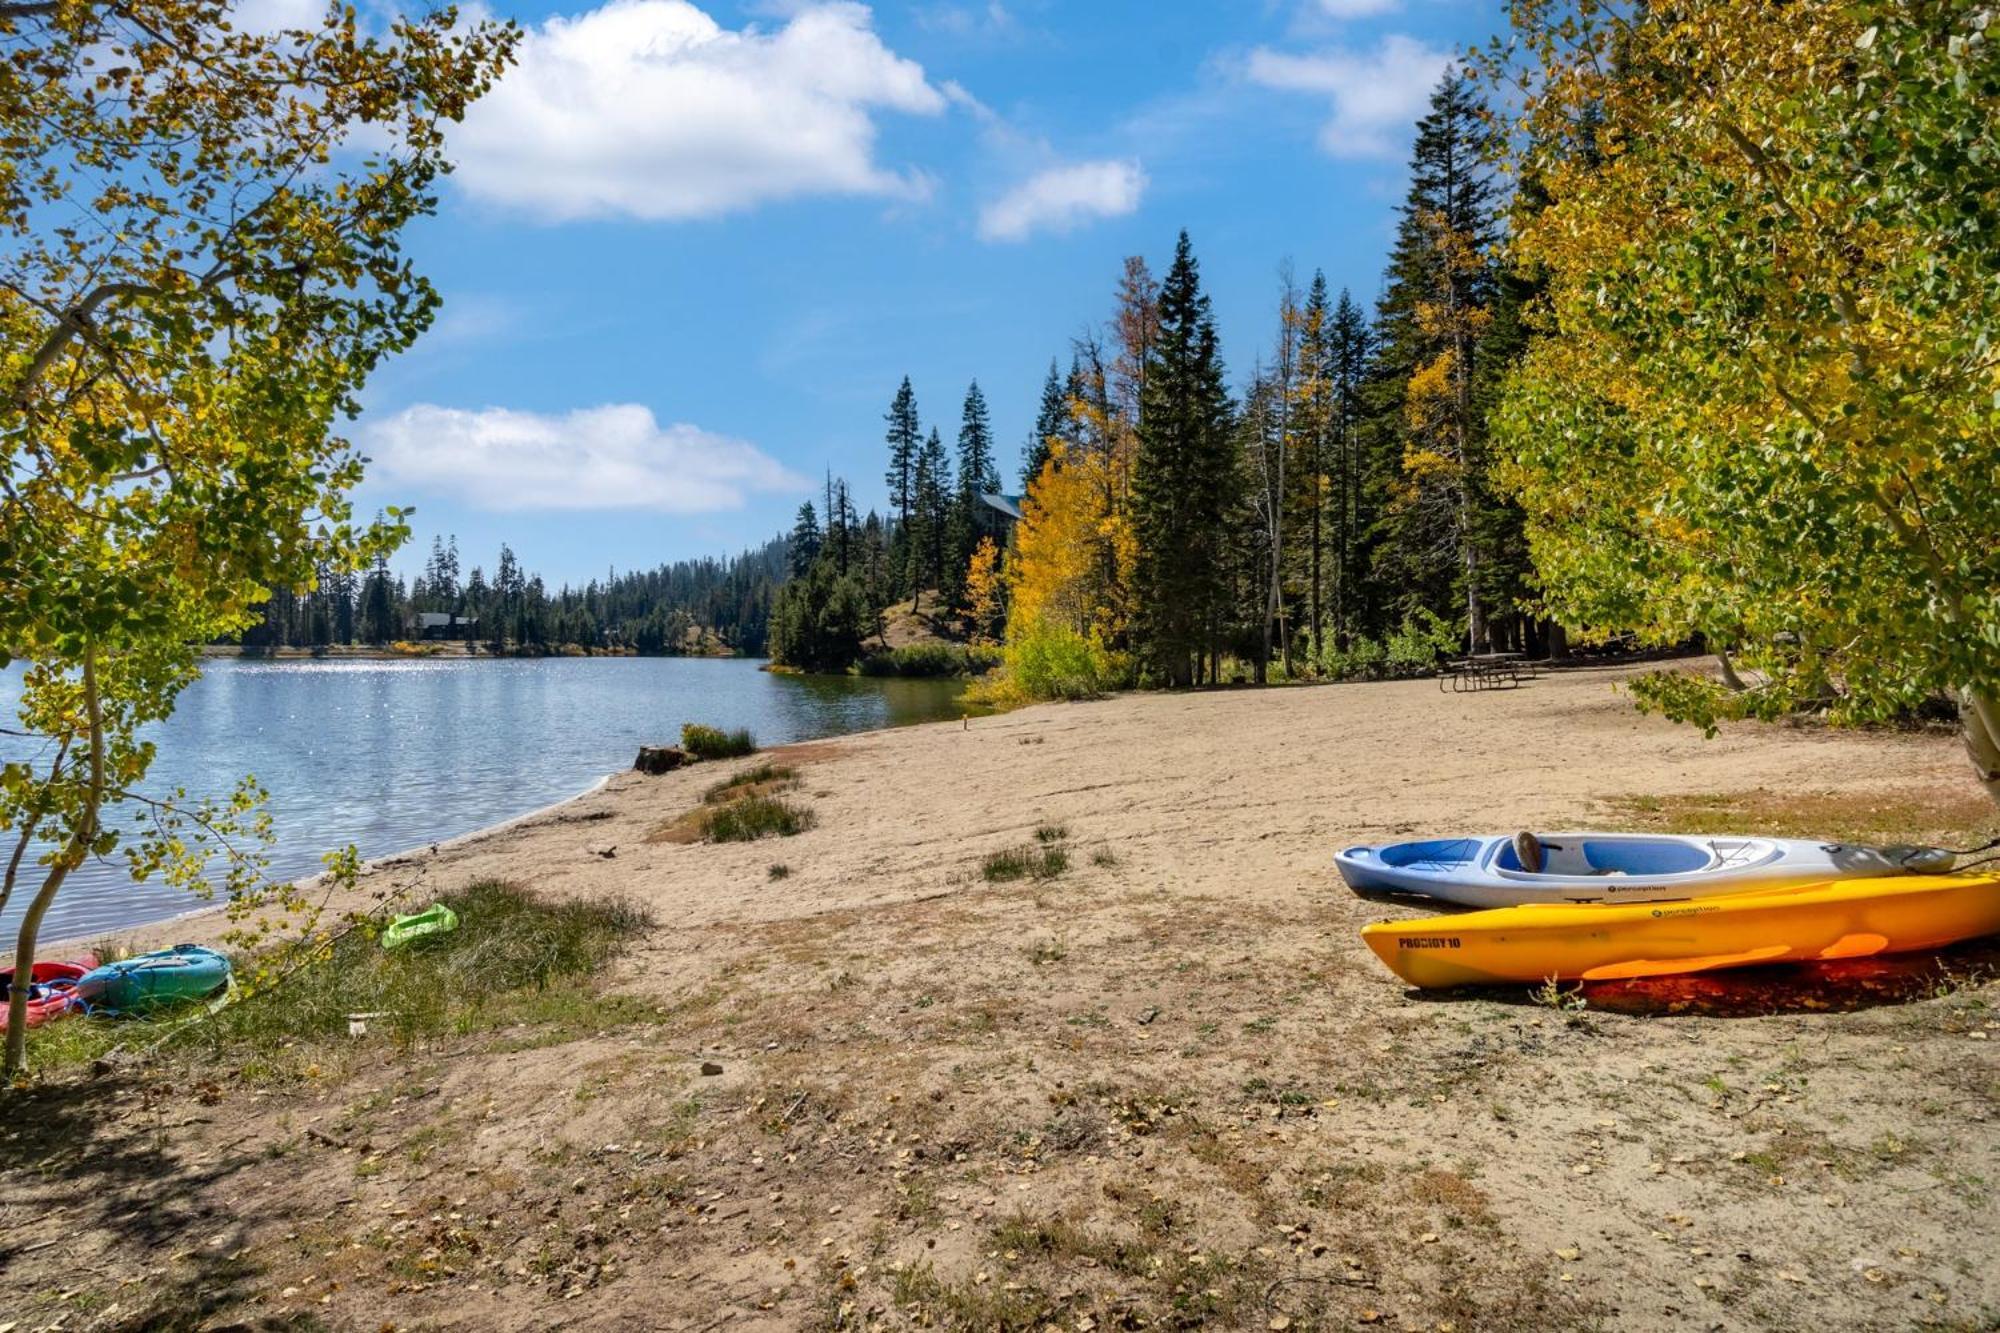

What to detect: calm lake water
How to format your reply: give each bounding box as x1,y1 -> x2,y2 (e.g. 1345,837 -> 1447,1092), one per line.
0,656 -> 972,943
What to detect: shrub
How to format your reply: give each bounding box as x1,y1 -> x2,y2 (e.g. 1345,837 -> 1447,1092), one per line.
1003,623 -> 1124,701
1385,607 -> 1461,676
682,723 -> 757,759
1315,634 -> 1385,681
1314,611 -> 1460,682
855,643 -> 1005,678
703,795 -> 815,842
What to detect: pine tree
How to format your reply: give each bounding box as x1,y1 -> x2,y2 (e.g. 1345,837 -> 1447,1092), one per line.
957,380 -> 998,497
948,381 -> 998,608
789,501 -> 823,577
1291,273 -> 1333,661
883,377 -> 921,596
1023,358 -> 1065,489
1366,70 -> 1502,652
361,549 -> 396,644
495,544 -> 523,650
1132,230 -> 1237,686
909,426 -> 951,610
1329,288 -> 1372,647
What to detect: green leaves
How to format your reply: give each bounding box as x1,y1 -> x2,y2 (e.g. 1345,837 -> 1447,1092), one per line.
1481,1 -> 2000,795
1,0 -> 516,1068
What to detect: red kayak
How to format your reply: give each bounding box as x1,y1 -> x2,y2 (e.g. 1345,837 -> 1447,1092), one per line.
0,957 -> 96,1029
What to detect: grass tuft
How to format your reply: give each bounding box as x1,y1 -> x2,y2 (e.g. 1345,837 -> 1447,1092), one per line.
681,723 -> 757,760
767,863 -> 792,881
703,763 -> 798,803
702,795 -> 816,842
983,843 -> 1069,883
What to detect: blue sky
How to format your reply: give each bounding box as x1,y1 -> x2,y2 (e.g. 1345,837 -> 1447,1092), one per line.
340,0 -> 1507,588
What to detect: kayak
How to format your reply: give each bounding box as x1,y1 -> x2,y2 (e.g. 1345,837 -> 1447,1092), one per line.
1362,872 -> 2000,989
74,945 -> 232,1014
1334,833 -> 1946,908
381,902 -> 459,950
0,957 -> 96,1029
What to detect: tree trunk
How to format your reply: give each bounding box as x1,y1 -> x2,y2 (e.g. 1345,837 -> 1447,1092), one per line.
1464,563 -> 1485,655
1716,649 -> 1748,692
1256,602 -> 1271,686
1547,622 -> 1569,661
1309,474 -> 1323,664
4,649 -> 102,1075
1964,688 -> 2000,806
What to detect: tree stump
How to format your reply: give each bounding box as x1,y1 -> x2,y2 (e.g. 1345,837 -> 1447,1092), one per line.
633,745 -> 691,775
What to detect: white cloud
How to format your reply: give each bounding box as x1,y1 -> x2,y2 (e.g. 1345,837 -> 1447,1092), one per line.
977,159 -> 1146,243
1244,34 -> 1452,158
1312,0 -> 1399,17
363,404 -> 806,512
452,0 -> 949,221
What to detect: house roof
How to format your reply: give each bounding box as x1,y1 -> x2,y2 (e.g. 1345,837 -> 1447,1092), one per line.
978,492 -> 1025,523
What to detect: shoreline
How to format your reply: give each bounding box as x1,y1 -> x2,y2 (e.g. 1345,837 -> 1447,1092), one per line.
10,657 -> 1999,1328
200,644 -> 737,662
48,772 -> 619,953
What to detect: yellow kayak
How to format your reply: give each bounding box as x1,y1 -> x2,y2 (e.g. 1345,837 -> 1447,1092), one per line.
1362,872 -> 2000,989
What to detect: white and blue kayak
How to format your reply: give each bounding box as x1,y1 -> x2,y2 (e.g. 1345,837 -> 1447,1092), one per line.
1334,833 -> 1952,908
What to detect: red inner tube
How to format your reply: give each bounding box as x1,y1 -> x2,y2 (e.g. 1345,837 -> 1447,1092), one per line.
0,958 -> 97,1029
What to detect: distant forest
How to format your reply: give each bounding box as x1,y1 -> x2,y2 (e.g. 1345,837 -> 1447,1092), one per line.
773,70 -> 1552,690
244,70 -> 1551,677
238,534 -> 791,655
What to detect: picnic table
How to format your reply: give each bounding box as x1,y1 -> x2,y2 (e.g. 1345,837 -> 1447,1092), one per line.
1439,652 -> 1539,693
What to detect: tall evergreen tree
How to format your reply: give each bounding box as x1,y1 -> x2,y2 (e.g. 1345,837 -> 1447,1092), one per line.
1132,231 -> 1237,686
883,376 -> 921,596
956,380 -> 998,498
1365,70 -> 1505,652
361,550 -> 397,644
789,501 -> 822,577
1292,272 -> 1333,661
1022,358 -> 1065,488
948,380 -> 998,608
1329,288 -> 1372,646
908,426 -> 951,610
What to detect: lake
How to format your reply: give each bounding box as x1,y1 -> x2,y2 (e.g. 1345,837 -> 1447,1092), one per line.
0,657 -> 974,943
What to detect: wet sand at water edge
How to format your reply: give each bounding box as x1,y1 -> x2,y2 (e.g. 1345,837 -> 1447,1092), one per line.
8,658 -> 1999,1331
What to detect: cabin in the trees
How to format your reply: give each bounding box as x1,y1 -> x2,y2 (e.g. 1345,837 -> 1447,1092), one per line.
976,492 -> 1025,545
416,611 -> 479,640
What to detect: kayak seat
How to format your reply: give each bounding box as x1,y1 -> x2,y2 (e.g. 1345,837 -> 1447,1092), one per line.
1495,838 -> 1712,877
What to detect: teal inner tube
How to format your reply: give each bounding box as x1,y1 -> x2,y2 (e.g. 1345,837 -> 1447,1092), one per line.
75,945 -> 232,1015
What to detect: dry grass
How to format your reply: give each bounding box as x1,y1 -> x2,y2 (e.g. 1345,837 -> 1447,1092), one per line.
702,763 -> 799,803
1602,783 -> 1999,849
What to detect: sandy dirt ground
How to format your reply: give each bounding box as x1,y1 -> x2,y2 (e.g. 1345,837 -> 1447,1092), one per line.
5,660 -> 1998,1332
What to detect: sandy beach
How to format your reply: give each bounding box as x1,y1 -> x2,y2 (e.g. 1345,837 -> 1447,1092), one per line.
8,658 -> 1999,1331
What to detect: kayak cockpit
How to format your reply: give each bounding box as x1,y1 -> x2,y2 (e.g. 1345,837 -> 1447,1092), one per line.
1492,834 -> 1778,880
